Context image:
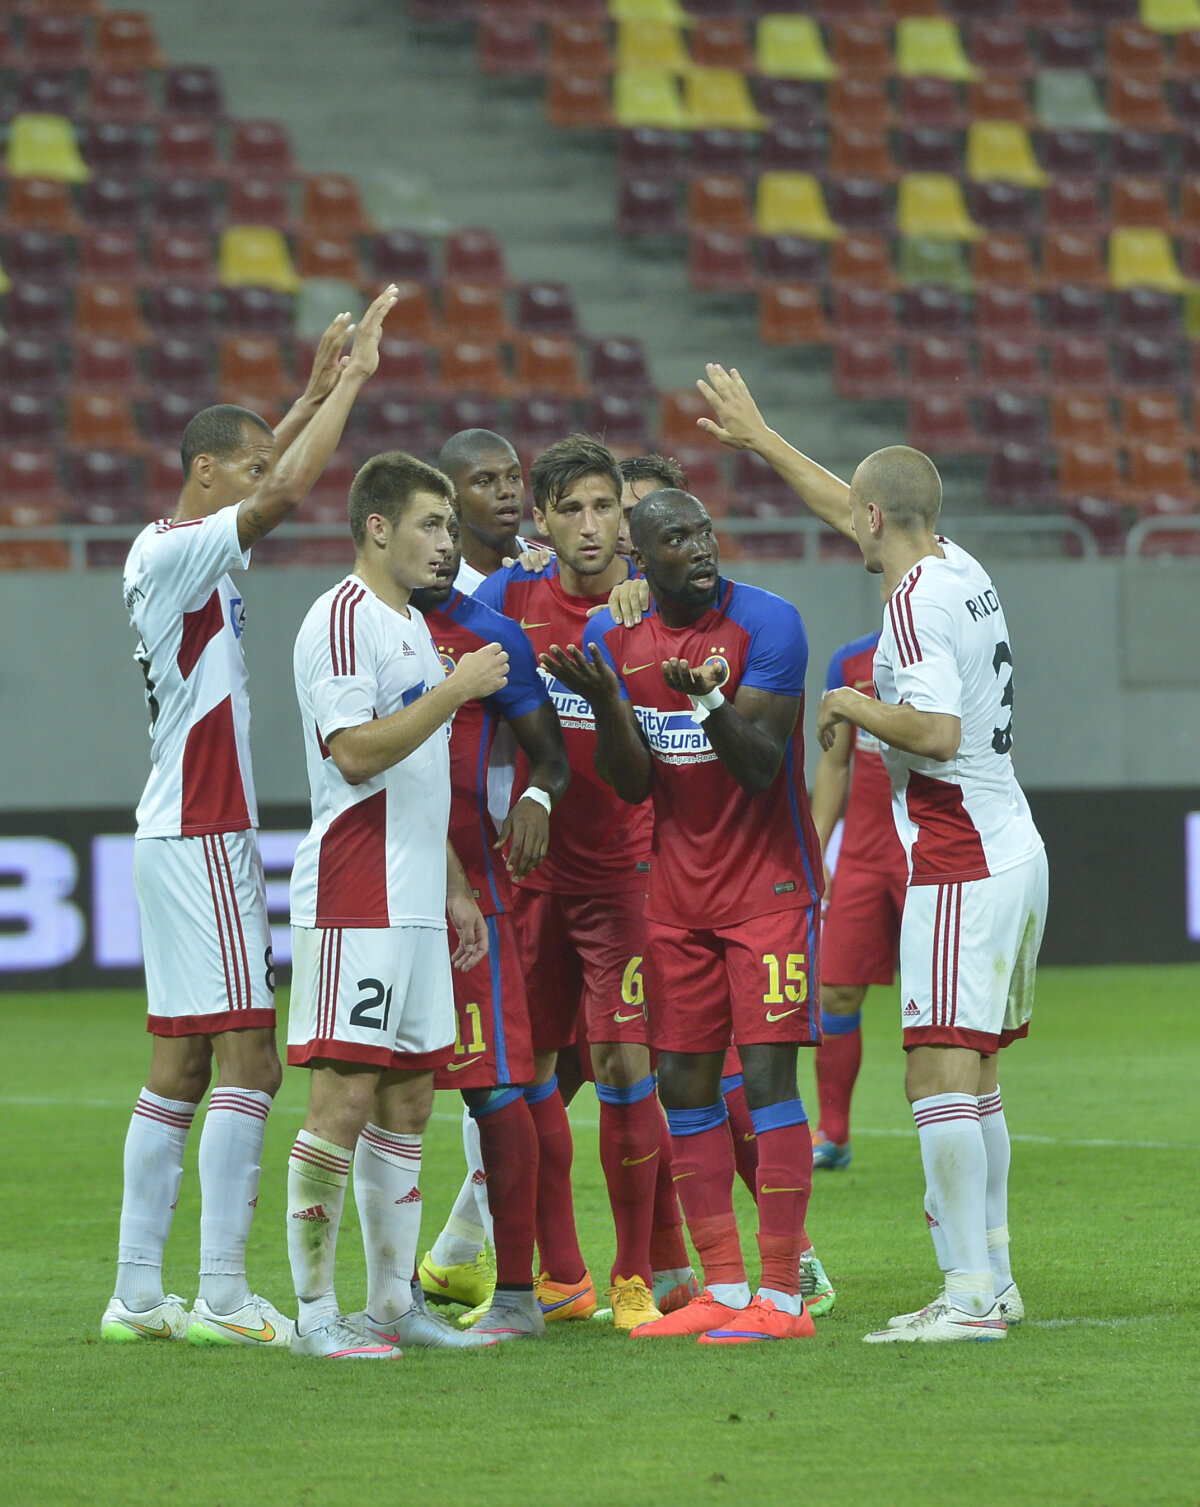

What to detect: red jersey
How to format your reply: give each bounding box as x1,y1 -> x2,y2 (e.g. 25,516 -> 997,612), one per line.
424,591 -> 551,918
824,633 -> 907,875
583,577 -> 824,929
475,559 -> 653,896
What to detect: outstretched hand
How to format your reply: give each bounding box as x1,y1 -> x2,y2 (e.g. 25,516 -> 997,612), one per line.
494,796 -> 550,882
539,642 -> 621,705
343,284 -> 400,381
662,656 -> 724,698
696,363 -> 771,452
300,311 -> 355,404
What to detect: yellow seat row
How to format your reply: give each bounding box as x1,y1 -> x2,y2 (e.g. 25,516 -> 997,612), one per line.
615,67 -> 765,131
5,114 -> 90,182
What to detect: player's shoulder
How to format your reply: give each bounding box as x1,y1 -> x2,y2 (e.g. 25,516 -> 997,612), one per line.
447,589 -> 531,651
723,578 -> 803,635
908,540 -> 994,611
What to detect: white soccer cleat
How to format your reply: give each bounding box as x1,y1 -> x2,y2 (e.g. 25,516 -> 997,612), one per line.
187,1294 -> 294,1348
469,1289 -> 547,1340
349,1307 -> 499,1349
887,1290 -> 951,1329
887,1282 -> 1023,1329
291,1314 -> 402,1359
100,1294 -> 189,1343
865,1297 -> 1007,1343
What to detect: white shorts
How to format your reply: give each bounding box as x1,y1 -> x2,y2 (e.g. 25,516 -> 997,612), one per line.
135,830 -> 276,1036
899,848 -> 1048,1054
287,924 -> 456,1070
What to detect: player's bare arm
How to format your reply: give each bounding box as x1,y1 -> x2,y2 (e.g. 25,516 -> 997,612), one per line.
587,574 -> 650,626
665,659 -> 800,797
696,364 -> 856,541
540,642 -> 654,804
235,284 -> 400,548
493,702 -> 570,881
328,643 -> 509,785
446,841 -> 489,972
271,310 -> 354,452
810,720 -> 853,852
818,686 -> 960,762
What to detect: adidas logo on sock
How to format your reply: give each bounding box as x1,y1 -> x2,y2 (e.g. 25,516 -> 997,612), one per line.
903,999 -> 920,1017
471,1170 -> 487,1186
291,1204 -> 329,1222
395,1188 -> 422,1205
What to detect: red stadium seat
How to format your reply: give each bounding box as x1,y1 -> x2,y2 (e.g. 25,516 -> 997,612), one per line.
226,177 -> 293,231
760,235 -> 824,283
897,78 -> 965,129
66,392 -> 141,451
76,280 -> 149,341
230,121 -> 297,178
1115,289 -> 1180,339
1120,390 -> 1187,446
155,118 -> 222,178
88,70 -> 156,123
987,441 -> 1055,508
301,174 -> 370,237
899,126 -> 962,176
591,338 -> 652,396
829,77 -> 893,129
907,392 -> 979,453
381,281 -> 437,342
516,282 -> 580,338
618,177 -> 680,238
15,69 -> 80,118
0,451 -> 66,510
441,281 -> 512,343
145,337 -> 214,396
476,14 -> 543,75
515,336 -> 588,399
908,335 -> 972,391
2,230 -> 71,283
975,285 -> 1038,337
154,176 -> 221,233
294,235 -> 364,282
24,13 -> 88,67
1037,129 -> 1104,179
1112,177 -> 1175,233
1049,334 -> 1114,390
687,230 -> 755,292
1039,24 -> 1098,70
1042,232 -> 1108,288
588,393 -> 651,452
1124,438 -> 1193,506
1107,76 -> 1174,133
688,131 -> 753,182
687,176 -> 753,236
969,76 -> 1034,127
95,11 -> 164,69
1044,179 -> 1108,237
442,339 -> 513,398
1051,391 -> 1116,446
3,280 -> 70,341
968,21 -> 1032,75
357,395 -> 432,457
978,390 -> 1046,445
1115,334 -> 1182,387
618,129 -> 678,182
834,285 -> 899,338
825,179 -> 892,234
546,72 -> 613,129
693,19 -> 754,72
834,336 -> 904,399
761,125 -> 824,175
830,124 -> 898,182
222,287 -> 293,337
68,451 -> 145,525
444,228 -> 509,284
73,335 -> 138,392
84,120 -> 147,177
149,284 -> 217,340
970,183 -> 1038,237
971,234 -> 1036,289
163,66 -> 225,117
372,337 -> 436,395
1044,285 -> 1108,336
0,337 -> 60,393
758,284 -> 831,346
546,19 -> 612,76
658,389 -> 712,446
148,229 -> 217,287
372,230 -> 433,285
81,175 -> 145,230
1058,439 -> 1121,502
977,335 -> 1045,392
829,21 -> 892,75
831,234 -> 896,288
2,178 -> 80,233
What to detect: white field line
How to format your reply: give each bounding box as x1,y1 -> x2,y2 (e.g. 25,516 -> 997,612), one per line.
1,1096 -> 1196,1151
1028,1316 -> 1173,1329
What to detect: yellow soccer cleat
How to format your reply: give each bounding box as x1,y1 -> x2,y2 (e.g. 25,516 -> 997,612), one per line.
608,1275 -> 663,1333
418,1245 -> 496,1310
535,1269 -> 598,1321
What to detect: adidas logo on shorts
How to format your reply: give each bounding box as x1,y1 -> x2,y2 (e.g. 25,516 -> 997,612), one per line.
904,999 -> 920,1017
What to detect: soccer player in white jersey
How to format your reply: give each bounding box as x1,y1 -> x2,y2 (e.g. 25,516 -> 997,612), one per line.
101,287 -> 400,1348
697,365 -> 1047,1344
286,452 -> 511,1359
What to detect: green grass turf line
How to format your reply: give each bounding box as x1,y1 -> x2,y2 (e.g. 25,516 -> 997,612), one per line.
1,965 -> 1198,1507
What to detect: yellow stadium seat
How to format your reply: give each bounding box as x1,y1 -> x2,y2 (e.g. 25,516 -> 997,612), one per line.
218,227 -> 301,293
897,174 -> 981,240
615,20 -> 689,73
609,0 -> 689,23
1140,0 -> 1200,32
895,18 -> 977,81
685,67 -> 766,130
5,114 -> 89,182
1108,229 -> 1185,292
966,123 -> 1046,188
756,173 -> 841,239
0,256 -> 10,296
755,16 -> 838,80
613,69 -> 689,128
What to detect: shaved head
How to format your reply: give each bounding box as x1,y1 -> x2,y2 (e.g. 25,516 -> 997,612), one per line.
851,446 -> 942,534
436,428 -> 516,482
627,487 -> 697,553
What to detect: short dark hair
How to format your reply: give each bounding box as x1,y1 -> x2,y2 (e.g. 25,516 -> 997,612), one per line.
529,434 -> 622,513
180,404 -> 274,477
618,453 -> 688,492
628,487 -> 702,552
437,428 -> 518,480
348,452 -> 456,546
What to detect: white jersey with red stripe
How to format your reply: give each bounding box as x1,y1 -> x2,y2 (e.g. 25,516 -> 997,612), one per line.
873,537 -> 1043,886
123,503 -> 257,838
289,575 -> 451,929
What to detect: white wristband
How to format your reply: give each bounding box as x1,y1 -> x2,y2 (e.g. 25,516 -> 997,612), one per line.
689,687 -> 725,722
519,786 -> 552,814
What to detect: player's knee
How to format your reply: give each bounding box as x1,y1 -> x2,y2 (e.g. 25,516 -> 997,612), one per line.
822,984 -> 866,1016
739,1044 -> 800,1111
590,1039 -> 650,1088
656,1051 -> 721,1110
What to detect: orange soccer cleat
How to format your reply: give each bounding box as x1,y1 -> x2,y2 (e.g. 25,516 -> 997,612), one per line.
697,1295 -> 817,1345
630,1288 -> 747,1338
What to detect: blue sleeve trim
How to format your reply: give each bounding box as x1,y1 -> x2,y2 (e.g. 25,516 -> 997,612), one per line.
748,1097 -> 809,1134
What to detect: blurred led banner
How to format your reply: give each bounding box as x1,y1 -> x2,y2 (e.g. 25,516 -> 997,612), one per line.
1,794 -> 1198,988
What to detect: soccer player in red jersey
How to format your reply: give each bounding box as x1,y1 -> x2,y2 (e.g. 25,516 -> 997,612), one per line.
696,364 -> 1046,1343
408,521 -> 570,1339
475,435 -> 680,1331
809,632 -> 909,1171
548,486 -> 825,1345
101,292 -> 398,1349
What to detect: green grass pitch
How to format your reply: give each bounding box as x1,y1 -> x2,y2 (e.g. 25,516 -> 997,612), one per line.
1,965 -> 1197,1507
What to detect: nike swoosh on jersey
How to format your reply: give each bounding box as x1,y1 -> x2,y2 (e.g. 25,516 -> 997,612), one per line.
621,1150 -> 658,1167
520,617 -> 551,631
621,661 -> 655,675
765,1007 -> 803,1022
613,1010 -> 644,1023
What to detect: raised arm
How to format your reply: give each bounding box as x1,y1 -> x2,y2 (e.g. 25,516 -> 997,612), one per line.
271,310 -> 355,453
494,701 -> 571,881
696,364 -> 856,541
663,657 -> 798,797
328,642 -> 509,786
236,284 -> 399,548
540,643 -> 654,805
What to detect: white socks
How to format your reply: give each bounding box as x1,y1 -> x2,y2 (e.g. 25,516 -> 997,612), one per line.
710,1281 -> 752,1310
353,1123 -> 423,1324
115,1090 -> 196,1309
430,1105 -> 490,1267
913,1094 -> 992,1316
286,1131 -> 350,1332
197,1087 -> 271,1314
978,1086 -> 1013,1290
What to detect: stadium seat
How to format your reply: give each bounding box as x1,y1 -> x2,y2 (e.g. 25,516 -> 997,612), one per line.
1116,333 -> 1182,385
686,69 -> 766,131
1038,128 -> 1104,178
831,233 -> 896,287
442,281 -> 512,342
23,14 -> 88,68
756,173 -> 840,239
81,175 -> 145,230
829,21 -> 892,75
658,388 -> 710,445
903,285 -> 969,335
755,16 -> 838,79
757,125 -> 821,175
142,392 -> 205,445
978,333 -> 1045,390
830,125 -> 898,182
149,284 -> 217,340
685,175 -> 750,237
83,120 -> 146,178
76,280 -> 148,341
898,126 -> 962,176
155,118 -> 221,178
760,235 -> 824,283
615,21 -> 688,73
439,395 -> 502,436
821,180 -> 890,235
970,182 -> 1037,236
223,286 -> 293,336
147,229 -> 215,286
1121,389 -> 1187,444
1112,176 -> 1175,231
1,177 -> 79,233
477,14 -> 543,75
1038,25 -> 1099,70
1043,231 -> 1109,287
1107,75 -> 1174,130
95,11 -> 164,69
372,230 -> 433,285
613,68 -> 688,129
1051,391 -> 1117,445
0,337 -> 60,393
896,17 -> 978,79
302,174 -> 370,237
617,177 -> 679,237
687,229 -> 755,292
88,70 -> 155,123
1044,285 -> 1108,337
68,451 -> 146,526
154,176 -> 220,233
897,77 -> 965,128
969,76 -> 1034,127
66,391 -> 140,451
547,19 -> 612,75
1115,288 -> 1181,338
618,128 -> 677,181
1111,129 -> 1169,179
1108,228 -> 1186,290
968,20 -> 1033,74
218,227 -> 300,292
966,122 -> 1045,187
757,284 -> 830,345
0,451 -> 64,510
547,71 -> 614,128
1050,333 -> 1114,388
357,394 -> 432,456
830,76 -> 892,129
3,280 -> 70,341
0,392 -> 58,446
226,177 -> 293,231
1106,20 -> 1171,73
897,175 -> 980,240
295,235 -> 363,282
908,334 -> 972,389
1035,70 -> 1110,130
987,441 -> 1055,507
833,335 -> 904,398
978,390 -> 1046,445
445,228 -> 509,284
219,335 -> 292,405
686,130 -> 751,181
1044,178 -> 1107,236
6,113 -> 89,181
835,285 -> 899,337
898,237 -> 972,289
145,337 -> 213,395
589,391 -> 651,451
511,396 -> 578,458
691,19 -> 754,72
1058,440 -> 1123,507
163,67 -> 224,117
591,336 -> 652,394
753,78 -> 822,126
2,230 -> 70,284
907,392 -> 979,453
73,335 -> 138,393
230,120 -> 296,177
515,282 -> 580,338
441,339 -> 513,398
1124,437 -> 1193,504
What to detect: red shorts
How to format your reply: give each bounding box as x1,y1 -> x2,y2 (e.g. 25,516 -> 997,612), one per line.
431,913 -> 535,1090
645,907 -> 821,1056
512,886 -> 648,1052
821,860 -> 907,987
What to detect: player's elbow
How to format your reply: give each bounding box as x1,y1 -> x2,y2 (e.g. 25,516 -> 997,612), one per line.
923,717 -> 961,763
328,737 -> 372,786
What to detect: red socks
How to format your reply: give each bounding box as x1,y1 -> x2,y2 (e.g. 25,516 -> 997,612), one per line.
815,1013 -> 863,1146
524,1079 -> 586,1285
596,1075 -> 660,1285
665,1111 -> 745,1288
474,1094 -> 538,1289
649,1108 -> 690,1273
752,1118 -> 813,1297
722,1076 -> 760,1198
